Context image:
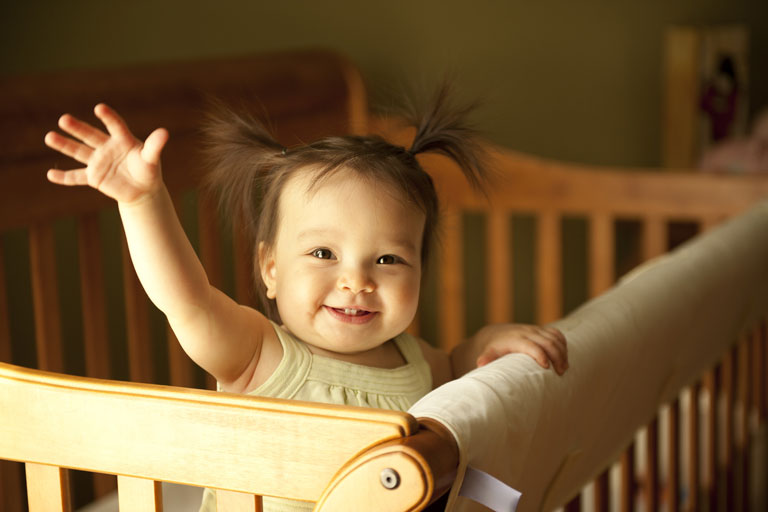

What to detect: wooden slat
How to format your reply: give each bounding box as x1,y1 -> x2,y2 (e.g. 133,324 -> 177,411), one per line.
586,212 -> 612,512
29,224 -> 65,372
667,400 -> 680,512
698,217 -> 721,511
77,214 -> 117,507
754,321 -> 766,421
736,337 -> 750,511
686,383 -> 700,512
536,211 -> 561,323
722,348 -> 734,509
439,210 -> 463,351
589,212 -> 615,297
0,241 -> 23,512
620,445 -> 635,512
77,214 -> 110,379
486,210 -> 512,323
638,213 -> 666,512
117,476 -> 162,512
644,418 -> 659,512
25,463 -> 70,512
641,215 -> 667,261
121,237 -> 154,383
594,471 -> 610,512
217,490 -> 263,512
703,369 -> 718,511
748,324 -> 762,510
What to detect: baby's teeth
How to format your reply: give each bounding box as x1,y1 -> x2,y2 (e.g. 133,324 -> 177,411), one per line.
344,308 -> 357,315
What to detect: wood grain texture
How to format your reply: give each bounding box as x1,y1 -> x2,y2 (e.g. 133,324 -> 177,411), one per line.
0,361 -> 417,502
117,476 -> 163,512
25,463 -> 70,512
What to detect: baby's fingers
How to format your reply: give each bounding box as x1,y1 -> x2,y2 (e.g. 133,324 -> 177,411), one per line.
44,131 -> 93,165
532,333 -> 568,375
543,328 -> 568,360
141,128 -> 169,165
94,103 -> 135,141
477,342 -> 551,370
47,168 -> 89,186
57,113 -> 108,148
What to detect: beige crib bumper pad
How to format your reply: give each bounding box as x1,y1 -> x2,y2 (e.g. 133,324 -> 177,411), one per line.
410,200 -> 768,511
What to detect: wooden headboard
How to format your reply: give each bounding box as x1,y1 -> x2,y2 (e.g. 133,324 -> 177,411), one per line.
0,49 -> 367,231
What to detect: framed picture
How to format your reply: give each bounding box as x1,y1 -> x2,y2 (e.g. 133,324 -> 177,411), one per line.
662,25 -> 749,169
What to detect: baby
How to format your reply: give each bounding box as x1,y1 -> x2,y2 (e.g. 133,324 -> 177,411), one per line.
45,86 -> 567,510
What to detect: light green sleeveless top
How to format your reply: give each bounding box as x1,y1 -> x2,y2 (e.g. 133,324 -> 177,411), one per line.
200,323 -> 433,512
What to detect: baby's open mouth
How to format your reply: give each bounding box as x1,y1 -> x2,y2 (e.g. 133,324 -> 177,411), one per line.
332,307 -> 370,317
324,306 -> 376,324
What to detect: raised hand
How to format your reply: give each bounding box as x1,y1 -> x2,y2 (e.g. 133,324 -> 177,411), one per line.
45,103 -> 169,204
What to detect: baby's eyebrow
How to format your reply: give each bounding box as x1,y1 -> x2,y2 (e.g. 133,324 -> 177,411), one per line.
387,240 -> 419,254
296,228 -> 338,241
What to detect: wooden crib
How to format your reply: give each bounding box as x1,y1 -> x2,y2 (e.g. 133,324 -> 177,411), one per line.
1,50 -> 767,511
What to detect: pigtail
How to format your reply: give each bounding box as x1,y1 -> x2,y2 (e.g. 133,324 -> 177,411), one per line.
200,100 -> 284,242
404,81 -> 490,191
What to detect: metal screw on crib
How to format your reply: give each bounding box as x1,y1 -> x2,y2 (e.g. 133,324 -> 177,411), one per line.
380,468 -> 400,489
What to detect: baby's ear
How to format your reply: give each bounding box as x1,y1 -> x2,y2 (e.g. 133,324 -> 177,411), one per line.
258,242 -> 277,299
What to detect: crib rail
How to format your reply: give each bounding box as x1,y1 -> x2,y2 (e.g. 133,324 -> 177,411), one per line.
0,360 -> 454,511
411,147 -> 768,511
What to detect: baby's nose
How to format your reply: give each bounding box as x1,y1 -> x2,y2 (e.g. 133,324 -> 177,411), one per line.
337,266 -> 375,294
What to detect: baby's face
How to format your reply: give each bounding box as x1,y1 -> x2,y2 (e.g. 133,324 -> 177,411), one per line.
260,168 -> 425,357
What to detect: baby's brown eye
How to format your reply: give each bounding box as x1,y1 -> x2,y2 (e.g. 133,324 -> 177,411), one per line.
312,248 -> 334,259
377,255 -> 398,265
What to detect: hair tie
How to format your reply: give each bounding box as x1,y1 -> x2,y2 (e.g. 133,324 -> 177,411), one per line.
281,147 -> 288,156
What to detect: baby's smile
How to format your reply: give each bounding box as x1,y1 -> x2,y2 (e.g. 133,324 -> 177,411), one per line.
324,305 -> 377,324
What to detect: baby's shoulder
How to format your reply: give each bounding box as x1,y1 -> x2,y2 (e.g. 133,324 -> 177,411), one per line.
410,337 -> 452,389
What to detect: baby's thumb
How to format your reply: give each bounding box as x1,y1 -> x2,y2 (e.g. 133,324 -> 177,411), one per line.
142,128 -> 169,164
476,347 -> 501,367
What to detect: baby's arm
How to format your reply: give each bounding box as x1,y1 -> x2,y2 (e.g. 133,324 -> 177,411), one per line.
449,324 -> 568,379
45,105 -> 272,389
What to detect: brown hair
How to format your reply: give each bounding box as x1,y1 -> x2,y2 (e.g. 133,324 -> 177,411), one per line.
202,83 -> 489,321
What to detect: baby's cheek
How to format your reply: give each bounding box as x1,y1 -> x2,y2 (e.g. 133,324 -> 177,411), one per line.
395,281 -> 421,320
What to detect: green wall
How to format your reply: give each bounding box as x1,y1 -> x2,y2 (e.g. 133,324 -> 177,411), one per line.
3,0 -> 767,166
2,1 -> 767,372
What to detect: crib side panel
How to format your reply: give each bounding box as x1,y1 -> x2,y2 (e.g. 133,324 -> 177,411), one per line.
421,146 -> 768,511
0,363 -> 418,503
